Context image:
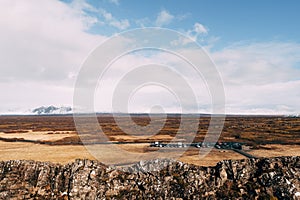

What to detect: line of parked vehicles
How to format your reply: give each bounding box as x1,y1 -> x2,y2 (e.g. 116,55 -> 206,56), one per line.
150,141 -> 243,150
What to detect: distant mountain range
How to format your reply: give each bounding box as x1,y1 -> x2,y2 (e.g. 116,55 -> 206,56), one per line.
0,105 -> 296,116
31,106 -> 72,115
0,106 -> 73,115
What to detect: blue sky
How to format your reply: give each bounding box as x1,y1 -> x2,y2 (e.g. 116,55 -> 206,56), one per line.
0,0 -> 300,114
63,0 -> 300,49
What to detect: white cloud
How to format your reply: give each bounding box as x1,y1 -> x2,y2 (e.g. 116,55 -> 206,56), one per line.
110,19 -> 130,30
0,0 -> 299,115
138,11 -> 189,28
112,41 -> 300,115
69,0 -> 129,30
102,10 -> 113,21
194,23 -> 208,34
70,0 -> 97,12
135,18 -> 151,28
69,0 -> 99,29
211,42 -> 300,114
108,0 -> 120,5
0,0 -> 106,111
100,9 -> 130,30
171,22 -> 210,46
187,22 -> 209,41
213,42 -> 300,85
93,48 -> 214,114
155,10 -> 174,27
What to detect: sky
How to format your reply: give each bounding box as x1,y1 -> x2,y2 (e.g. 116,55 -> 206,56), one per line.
0,0 -> 300,114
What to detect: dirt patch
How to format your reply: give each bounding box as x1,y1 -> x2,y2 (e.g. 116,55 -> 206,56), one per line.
248,144 -> 300,158
0,141 -> 94,164
0,130 -> 75,142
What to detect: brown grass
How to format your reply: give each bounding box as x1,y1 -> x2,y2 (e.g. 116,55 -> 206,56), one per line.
0,115 -> 299,166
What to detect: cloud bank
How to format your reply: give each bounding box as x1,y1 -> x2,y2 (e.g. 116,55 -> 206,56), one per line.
0,0 -> 300,115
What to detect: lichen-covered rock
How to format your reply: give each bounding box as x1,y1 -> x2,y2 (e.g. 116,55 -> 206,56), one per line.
0,157 -> 299,199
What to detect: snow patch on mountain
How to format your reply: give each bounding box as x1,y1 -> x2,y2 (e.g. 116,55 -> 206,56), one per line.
32,106 -> 72,115
0,106 -> 73,115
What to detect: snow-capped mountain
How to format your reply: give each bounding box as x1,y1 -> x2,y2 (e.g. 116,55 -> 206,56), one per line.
0,106 -> 73,115
285,113 -> 300,117
31,106 -> 72,115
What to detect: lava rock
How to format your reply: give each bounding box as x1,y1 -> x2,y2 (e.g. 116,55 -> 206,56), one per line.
0,157 -> 299,199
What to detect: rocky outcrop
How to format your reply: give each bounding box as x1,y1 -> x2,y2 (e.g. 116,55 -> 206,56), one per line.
0,157 -> 299,199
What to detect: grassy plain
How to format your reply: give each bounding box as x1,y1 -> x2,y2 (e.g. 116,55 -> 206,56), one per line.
0,115 -> 299,166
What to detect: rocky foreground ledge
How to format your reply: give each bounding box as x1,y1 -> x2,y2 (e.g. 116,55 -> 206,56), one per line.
0,157 -> 299,199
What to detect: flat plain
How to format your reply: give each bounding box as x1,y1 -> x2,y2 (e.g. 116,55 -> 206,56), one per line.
0,114 -> 299,166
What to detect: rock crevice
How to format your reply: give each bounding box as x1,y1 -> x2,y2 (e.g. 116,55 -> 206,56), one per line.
0,157 -> 299,199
